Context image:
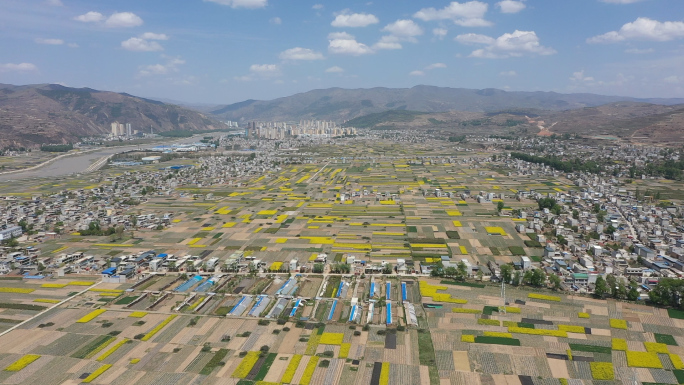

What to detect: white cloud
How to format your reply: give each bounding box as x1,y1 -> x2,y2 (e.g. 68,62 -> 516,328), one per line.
325,66 -> 345,73
0,63 -> 38,72
269,17 -> 282,25
35,38 -> 64,45
625,48 -> 654,54
499,70 -> 517,76
433,28 -> 448,39
68,43 -> 79,48
599,0 -> 647,3
105,12 -> 143,28
140,32 -> 169,40
279,47 -> 324,60
122,37 -> 163,52
426,63 -> 447,70
250,64 -> 279,75
414,1 -> 491,27
373,35 -> 403,50
138,57 -> 185,76
570,70 -> 595,82
664,75 -> 681,84
409,70 -> 425,76
588,17 -> 684,43
455,33 -> 495,45
204,0 -> 268,9
331,10 -> 379,28
382,19 -> 423,37
313,4 -> 324,10
496,0 -> 526,14
74,11 -> 104,23
459,30 -> 556,58
329,35 -> 374,55
44,0 -> 63,6
328,32 -> 354,40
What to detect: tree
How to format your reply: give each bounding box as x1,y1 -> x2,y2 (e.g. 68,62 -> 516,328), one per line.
627,284 -> 640,301
497,201 -> 505,213
444,267 -> 458,279
594,275 -> 608,298
614,281 -> 627,300
500,264 -> 513,284
313,264 -> 324,274
457,261 -> 468,280
523,270 -> 534,286
530,269 -> 547,287
572,209 -> 579,220
548,274 -> 562,291
512,271 -> 521,286
605,274 -> 617,297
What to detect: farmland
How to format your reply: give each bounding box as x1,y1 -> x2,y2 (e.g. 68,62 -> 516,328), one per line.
1,138 -> 682,384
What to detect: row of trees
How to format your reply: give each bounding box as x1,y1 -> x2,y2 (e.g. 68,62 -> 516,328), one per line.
594,274 -> 640,301
510,152 -> 603,174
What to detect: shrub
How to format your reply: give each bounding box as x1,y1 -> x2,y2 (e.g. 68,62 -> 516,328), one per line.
590,362 -> 614,380
283,327 -> 290,332
319,359 -> 330,368
353,331 -> 361,336
609,319 -> 628,330
626,351 -> 663,368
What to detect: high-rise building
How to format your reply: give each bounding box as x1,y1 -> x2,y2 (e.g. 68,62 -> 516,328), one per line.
111,122 -> 120,136
126,123 -> 132,136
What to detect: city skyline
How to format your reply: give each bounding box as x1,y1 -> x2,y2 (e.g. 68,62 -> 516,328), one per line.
1,0 -> 684,104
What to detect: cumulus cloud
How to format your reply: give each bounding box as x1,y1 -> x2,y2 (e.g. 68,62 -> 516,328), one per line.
269,17 -> 282,25
35,38 -> 64,45
313,4 -> 324,10
383,19 -> 423,37
140,32 -> 169,40
250,64 -> 279,74
138,57 -> 185,76
455,33 -> 495,45
0,63 -> 38,72
204,0 -> 268,9
588,18 -> 684,43
122,37 -> 163,52
496,0 -> 526,13
570,70 -> 594,82
74,11 -> 104,23
331,10 -> 379,27
433,28 -> 448,39
499,70 -> 517,76
409,70 -> 425,76
105,12 -> 143,28
279,47 -> 324,60
325,66 -> 345,73
329,33 -> 373,55
426,63 -> 447,70
456,30 -> 556,58
373,35 -> 403,50
414,1 -> 491,27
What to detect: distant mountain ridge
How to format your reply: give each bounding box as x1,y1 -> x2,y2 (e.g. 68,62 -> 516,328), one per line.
0,83 -> 224,147
208,85 -> 684,122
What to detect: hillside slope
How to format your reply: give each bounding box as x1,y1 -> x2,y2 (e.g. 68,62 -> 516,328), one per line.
0,84 -> 224,147
209,85 -> 684,122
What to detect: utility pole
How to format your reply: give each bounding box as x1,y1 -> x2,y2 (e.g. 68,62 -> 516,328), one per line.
500,279 -> 506,314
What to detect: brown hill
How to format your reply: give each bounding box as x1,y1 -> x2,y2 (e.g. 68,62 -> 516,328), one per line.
0,84 -> 224,147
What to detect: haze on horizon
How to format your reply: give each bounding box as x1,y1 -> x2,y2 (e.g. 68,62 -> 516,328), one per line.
1,0 -> 684,105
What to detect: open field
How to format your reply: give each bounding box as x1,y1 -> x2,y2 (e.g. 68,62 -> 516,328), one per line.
2,139 -> 684,384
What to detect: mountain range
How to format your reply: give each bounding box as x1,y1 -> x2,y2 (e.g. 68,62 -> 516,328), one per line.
0,84 -> 224,148
208,85 -> 684,123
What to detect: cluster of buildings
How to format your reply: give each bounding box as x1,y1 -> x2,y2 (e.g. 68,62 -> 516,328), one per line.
110,122 -> 135,138
245,120 -> 357,139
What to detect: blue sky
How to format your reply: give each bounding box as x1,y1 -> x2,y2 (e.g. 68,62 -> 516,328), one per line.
1,0 -> 684,104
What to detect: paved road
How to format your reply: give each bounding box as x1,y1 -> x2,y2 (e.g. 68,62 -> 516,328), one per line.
0,136 -> 206,182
